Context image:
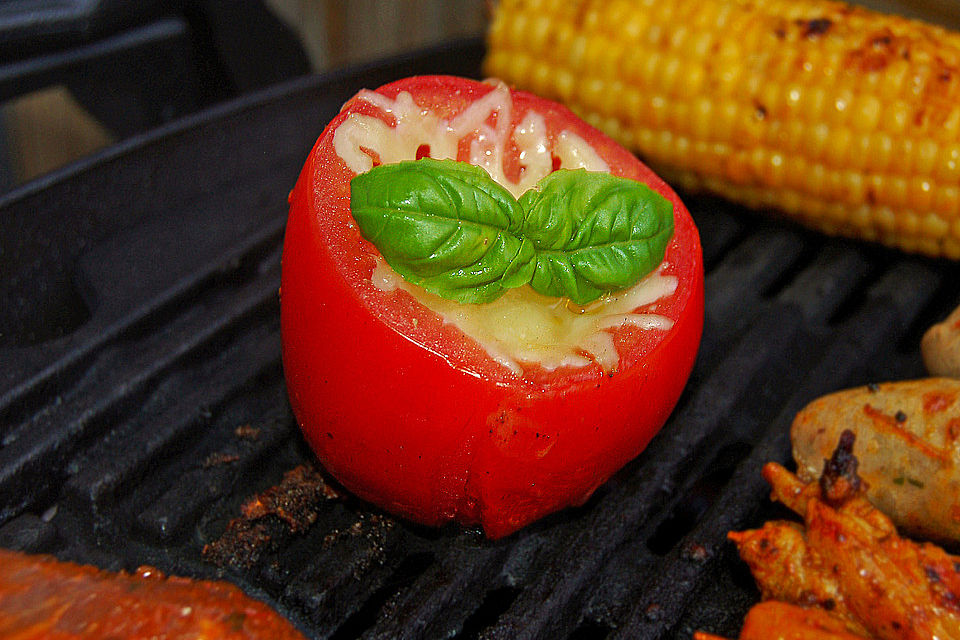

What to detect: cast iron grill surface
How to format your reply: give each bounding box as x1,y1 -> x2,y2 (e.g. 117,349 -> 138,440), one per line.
1,40 -> 959,639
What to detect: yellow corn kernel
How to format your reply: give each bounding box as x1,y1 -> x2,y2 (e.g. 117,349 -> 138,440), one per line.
935,185 -> 959,216
484,0 -> 960,258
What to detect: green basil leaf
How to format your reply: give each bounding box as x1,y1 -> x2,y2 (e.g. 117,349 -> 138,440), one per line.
518,169 -> 674,305
350,158 -> 536,304
350,161 -> 674,306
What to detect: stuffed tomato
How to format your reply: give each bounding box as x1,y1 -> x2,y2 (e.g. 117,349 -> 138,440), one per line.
281,75 -> 703,539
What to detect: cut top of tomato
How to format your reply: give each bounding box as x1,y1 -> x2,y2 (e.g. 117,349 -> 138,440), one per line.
294,75 -> 701,389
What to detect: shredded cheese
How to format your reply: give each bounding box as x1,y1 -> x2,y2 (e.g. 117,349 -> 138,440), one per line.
334,81 -> 676,374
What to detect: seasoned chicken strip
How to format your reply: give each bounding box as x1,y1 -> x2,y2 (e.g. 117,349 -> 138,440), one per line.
729,521 -> 867,635
754,441 -> 960,638
791,379 -> 960,543
0,547 -> 306,639
694,601 -> 870,640
718,434 -> 960,640
804,498 -> 960,639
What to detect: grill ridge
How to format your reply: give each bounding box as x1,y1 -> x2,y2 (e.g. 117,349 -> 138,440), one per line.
0,242 -> 283,528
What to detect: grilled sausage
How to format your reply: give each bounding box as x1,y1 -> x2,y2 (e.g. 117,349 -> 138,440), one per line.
922,303 -> 960,379
791,379 -> 960,544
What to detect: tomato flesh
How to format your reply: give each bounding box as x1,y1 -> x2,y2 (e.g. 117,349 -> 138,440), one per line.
281,76 -> 704,538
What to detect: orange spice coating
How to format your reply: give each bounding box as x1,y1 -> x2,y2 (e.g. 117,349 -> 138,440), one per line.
733,461 -> 960,639
694,601 -> 870,640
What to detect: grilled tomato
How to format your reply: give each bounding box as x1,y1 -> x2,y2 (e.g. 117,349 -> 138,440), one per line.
281,76 -> 703,538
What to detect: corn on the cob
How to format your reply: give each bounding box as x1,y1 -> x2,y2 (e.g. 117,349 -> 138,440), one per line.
484,0 -> 960,258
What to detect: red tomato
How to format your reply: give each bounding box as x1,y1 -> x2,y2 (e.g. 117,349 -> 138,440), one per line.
281,76 -> 704,538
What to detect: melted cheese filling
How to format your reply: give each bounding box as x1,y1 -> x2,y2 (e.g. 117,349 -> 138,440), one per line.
372,260 -> 677,375
334,81 -> 677,374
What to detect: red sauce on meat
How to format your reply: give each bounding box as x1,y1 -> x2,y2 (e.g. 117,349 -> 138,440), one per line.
0,548 -> 305,639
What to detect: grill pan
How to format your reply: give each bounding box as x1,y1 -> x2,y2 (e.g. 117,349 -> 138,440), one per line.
2,39 -> 960,639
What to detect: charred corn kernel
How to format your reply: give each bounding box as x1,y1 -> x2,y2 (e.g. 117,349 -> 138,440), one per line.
485,0 -> 960,258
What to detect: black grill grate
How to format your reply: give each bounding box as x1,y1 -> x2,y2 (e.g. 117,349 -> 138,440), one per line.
2,40 -> 960,639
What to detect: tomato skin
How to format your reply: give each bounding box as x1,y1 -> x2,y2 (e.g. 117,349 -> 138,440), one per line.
281,76 -> 704,538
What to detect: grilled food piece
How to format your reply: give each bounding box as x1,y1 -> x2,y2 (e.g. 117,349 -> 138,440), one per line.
694,601 -> 870,640
922,303 -> 960,378
728,521 -> 868,635
0,547 -> 306,639
730,436 -> 960,640
791,378 -> 960,543
485,0 -> 960,258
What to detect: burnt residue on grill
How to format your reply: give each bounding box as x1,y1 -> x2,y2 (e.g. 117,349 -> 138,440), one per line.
1,39 -> 960,640
203,464 -> 342,569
